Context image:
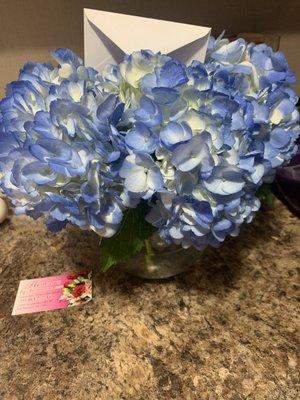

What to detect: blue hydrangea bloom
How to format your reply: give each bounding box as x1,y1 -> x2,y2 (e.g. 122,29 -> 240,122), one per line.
101,41 -> 299,250
1,41 -> 299,253
0,49 -> 126,237
249,43 -> 296,84
119,153 -> 163,199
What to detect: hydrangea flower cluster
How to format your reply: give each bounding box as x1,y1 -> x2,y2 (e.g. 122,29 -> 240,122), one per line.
0,49 -> 126,237
101,37 -> 299,249
0,37 -> 299,253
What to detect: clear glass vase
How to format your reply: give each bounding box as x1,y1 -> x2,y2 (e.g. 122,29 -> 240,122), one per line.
120,233 -> 202,279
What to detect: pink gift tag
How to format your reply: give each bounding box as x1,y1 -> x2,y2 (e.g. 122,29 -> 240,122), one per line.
12,271 -> 92,315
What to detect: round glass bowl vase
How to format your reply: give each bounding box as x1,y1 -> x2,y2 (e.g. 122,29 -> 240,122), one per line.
120,233 -> 202,279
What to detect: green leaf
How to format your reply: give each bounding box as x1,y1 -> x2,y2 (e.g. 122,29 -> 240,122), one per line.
100,201 -> 156,271
256,183 -> 275,207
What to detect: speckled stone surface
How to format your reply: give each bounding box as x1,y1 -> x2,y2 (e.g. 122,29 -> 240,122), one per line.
0,200 -> 299,400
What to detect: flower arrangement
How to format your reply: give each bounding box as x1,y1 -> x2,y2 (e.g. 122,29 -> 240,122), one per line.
60,271 -> 92,306
0,35 -> 299,270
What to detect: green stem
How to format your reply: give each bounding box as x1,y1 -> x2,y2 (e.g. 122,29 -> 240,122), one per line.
144,238 -> 154,256
144,238 -> 154,270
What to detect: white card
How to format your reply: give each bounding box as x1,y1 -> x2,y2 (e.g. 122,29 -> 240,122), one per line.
84,9 -> 211,70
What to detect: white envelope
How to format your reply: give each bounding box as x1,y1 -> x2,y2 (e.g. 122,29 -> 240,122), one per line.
84,8 -> 211,71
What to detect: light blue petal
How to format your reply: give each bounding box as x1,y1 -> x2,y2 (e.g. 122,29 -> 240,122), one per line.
157,60 -> 188,88
160,121 -> 192,147
134,96 -> 162,127
125,122 -> 158,154
51,48 -> 83,67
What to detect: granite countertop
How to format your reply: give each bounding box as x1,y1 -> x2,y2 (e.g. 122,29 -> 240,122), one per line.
0,200 -> 299,400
